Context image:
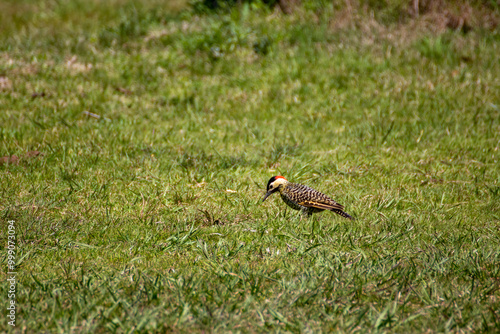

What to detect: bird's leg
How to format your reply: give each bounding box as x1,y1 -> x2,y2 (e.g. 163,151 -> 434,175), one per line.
299,209 -> 312,222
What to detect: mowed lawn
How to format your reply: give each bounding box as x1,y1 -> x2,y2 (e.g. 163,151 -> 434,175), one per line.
1,0 -> 499,332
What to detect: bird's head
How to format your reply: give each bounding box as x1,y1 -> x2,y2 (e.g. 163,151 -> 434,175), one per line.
262,176 -> 288,202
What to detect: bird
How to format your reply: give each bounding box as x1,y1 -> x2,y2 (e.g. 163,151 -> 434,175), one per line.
262,175 -> 353,219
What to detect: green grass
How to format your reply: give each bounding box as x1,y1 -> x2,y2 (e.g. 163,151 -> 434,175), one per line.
1,0 -> 500,332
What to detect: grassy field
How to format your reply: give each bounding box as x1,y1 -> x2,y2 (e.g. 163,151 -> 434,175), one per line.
1,0 -> 499,332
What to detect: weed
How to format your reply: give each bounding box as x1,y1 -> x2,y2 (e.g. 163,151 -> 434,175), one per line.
1,0 -> 499,332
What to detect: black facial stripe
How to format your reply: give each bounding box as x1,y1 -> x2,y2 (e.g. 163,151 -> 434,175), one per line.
266,176 -> 277,191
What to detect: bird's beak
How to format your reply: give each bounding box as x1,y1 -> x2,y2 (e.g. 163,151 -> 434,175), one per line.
262,191 -> 273,202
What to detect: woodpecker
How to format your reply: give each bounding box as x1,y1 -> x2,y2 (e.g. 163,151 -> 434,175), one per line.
262,176 -> 353,219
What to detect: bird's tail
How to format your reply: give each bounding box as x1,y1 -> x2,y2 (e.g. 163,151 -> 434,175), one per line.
331,209 -> 354,220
